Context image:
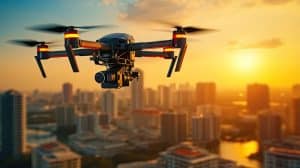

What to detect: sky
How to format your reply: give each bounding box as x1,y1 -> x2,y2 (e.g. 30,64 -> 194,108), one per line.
1,0 -> 300,91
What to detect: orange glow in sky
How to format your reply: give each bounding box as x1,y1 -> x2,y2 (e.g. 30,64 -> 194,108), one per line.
1,0 -> 300,91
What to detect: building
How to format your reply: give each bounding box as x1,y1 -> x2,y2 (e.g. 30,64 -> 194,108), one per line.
132,109 -> 161,129
177,83 -> 194,107
32,141 -> 81,168
76,112 -> 98,134
101,90 -> 118,122
158,85 -> 172,110
131,68 -> 144,111
192,106 -> 221,145
291,98 -> 300,136
144,88 -> 157,107
74,90 -> 96,113
292,84 -> 300,98
62,82 -> 73,104
157,142 -> 236,168
0,90 -> 27,158
160,112 -> 187,145
264,147 -> 300,168
257,110 -> 282,147
263,136 -> 300,168
195,82 -> 216,106
247,84 -> 270,114
55,104 -> 77,129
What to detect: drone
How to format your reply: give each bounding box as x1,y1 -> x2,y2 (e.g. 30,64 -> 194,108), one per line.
10,23 -> 215,88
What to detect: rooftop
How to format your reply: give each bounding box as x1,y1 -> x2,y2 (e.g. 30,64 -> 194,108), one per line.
37,141 -> 81,163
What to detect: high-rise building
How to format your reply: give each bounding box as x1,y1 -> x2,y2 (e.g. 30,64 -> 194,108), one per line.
263,137 -> 300,168
0,90 -> 27,158
160,112 -> 187,145
144,88 -> 157,107
292,98 -> 300,135
192,105 -> 221,145
131,68 -> 144,111
292,84 -> 300,98
132,109 -> 161,129
32,141 -> 81,168
62,82 -> 73,104
101,90 -> 118,122
158,85 -> 172,109
177,83 -> 194,107
76,112 -> 98,134
56,104 -> 77,129
257,110 -> 282,147
195,82 -> 216,106
157,142 -> 236,168
247,84 -> 270,114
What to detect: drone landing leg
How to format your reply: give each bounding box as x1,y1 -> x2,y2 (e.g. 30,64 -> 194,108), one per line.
65,44 -> 79,72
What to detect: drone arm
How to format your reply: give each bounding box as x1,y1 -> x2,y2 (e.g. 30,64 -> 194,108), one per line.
79,40 -> 110,50
135,51 -> 173,59
130,40 -> 173,50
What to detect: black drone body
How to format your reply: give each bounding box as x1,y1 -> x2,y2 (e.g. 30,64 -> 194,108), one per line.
10,24 -> 215,89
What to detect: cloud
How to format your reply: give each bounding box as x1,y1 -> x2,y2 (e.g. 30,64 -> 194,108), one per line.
101,0 -> 233,22
100,0 -> 298,22
228,38 -> 284,49
100,0 -> 117,5
262,0 -> 293,5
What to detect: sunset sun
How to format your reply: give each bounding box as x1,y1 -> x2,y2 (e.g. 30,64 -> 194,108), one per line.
234,51 -> 258,72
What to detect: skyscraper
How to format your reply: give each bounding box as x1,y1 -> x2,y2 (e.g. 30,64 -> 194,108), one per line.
56,104 -> 77,129
292,98 -> 300,135
177,83 -> 194,107
292,84 -> 300,98
62,82 -> 73,104
131,68 -> 144,111
0,90 -> 26,158
192,105 -> 221,145
195,82 -> 216,106
76,112 -> 98,134
247,84 -> 270,114
101,90 -> 118,122
144,88 -> 157,107
160,112 -> 187,145
257,110 -> 282,147
158,85 -> 172,109
32,141 -> 81,168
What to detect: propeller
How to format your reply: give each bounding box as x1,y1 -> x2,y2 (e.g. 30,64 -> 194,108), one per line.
28,24 -> 116,34
153,20 -> 217,34
8,39 -> 55,47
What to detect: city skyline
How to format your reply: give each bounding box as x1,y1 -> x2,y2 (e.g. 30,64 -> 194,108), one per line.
1,0 -> 300,90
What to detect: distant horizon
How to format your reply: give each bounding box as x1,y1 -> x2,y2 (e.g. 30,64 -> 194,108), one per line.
0,81 -> 298,93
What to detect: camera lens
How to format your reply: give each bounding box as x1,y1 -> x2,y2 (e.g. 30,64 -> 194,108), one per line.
95,71 -> 106,83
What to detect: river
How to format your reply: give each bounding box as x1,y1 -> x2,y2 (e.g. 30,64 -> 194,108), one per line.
220,141 -> 261,168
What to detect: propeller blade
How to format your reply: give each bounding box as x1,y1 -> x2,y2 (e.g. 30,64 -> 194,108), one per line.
28,24 -> 69,33
9,39 -> 57,47
183,26 -> 217,34
9,40 -> 40,47
152,20 -> 217,34
28,24 -> 116,34
75,25 -> 116,29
